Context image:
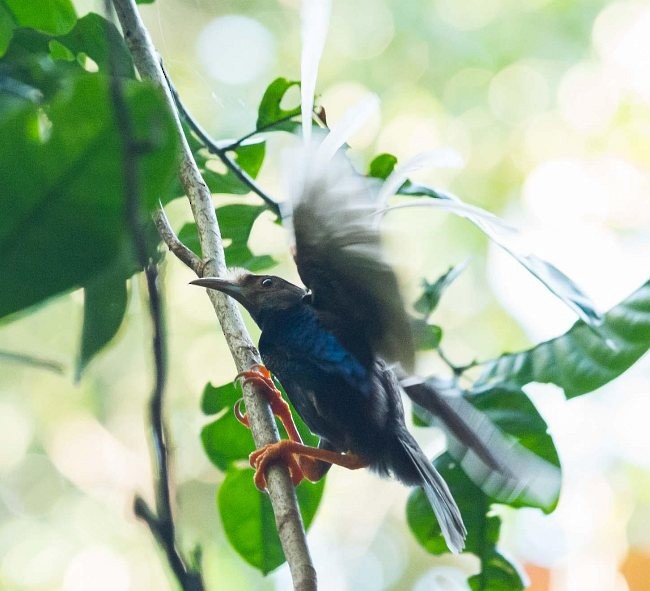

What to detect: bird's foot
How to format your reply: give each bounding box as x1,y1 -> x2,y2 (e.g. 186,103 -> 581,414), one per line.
250,440 -> 370,490
235,364 -> 303,443
249,440 -> 305,490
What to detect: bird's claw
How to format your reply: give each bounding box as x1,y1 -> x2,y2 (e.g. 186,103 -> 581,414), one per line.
235,364 -> 301,442
249,442 -> 304,490
234,398 -> 249,427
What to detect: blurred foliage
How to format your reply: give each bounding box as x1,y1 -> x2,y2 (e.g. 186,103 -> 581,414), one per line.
1,0 -> 649,590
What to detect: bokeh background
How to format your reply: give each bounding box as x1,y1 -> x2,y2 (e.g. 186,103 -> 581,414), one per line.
2,0 -> 650,589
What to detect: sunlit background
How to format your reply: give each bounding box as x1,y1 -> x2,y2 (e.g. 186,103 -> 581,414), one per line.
2,0 -> 650,589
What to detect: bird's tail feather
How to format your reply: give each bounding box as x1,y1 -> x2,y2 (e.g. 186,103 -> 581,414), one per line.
398,431 -> 466,554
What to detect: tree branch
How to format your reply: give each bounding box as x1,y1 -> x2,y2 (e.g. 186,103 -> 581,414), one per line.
153,207 -> 202,273
111,2 -> 317,589
162,65 -> 282,218
105,2 -> 205,589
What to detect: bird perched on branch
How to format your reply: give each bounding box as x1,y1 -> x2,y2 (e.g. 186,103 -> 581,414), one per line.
192,118 -> 478,551
193,0 -> 564,554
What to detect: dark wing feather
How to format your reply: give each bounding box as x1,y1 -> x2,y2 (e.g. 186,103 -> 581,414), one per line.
288,146 -> 415,369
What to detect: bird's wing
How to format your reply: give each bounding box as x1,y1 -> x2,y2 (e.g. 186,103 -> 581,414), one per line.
284,141 -> 415,370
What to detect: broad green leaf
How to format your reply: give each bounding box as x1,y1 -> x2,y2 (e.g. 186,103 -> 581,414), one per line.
178,204 -> 276,271
202,411 -> 256,471
203,140 -> 266,195
368,153 -> 397,180
218,466 -> 324,574
256,77 -> 301,131
0,2 -> 15,57
75,264 -> 128,380
57,13 -> 135,78
407,454 -> 525,591
4,0 -> 77,35
476,279 -> 650,398
414,262 -> 467,318
136,0 -> 156,3
0,75 -> 178,319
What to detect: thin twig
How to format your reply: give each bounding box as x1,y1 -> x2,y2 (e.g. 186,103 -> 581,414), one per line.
0,349 -> 64,374
105,2 -> 204,589
436,346 -> 479,380
219,111 -> 300,151
111,2 -> 317,590
153,207 -> 202,272
162,65 -> 282,217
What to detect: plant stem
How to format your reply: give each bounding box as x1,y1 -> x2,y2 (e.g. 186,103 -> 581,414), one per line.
162,65 -> 282,218
110,1 -> 317,589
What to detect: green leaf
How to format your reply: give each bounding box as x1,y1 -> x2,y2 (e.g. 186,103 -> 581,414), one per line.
136,0 -> 156,3
178,204 -> 276,272
256,77 -> 301,131
414,262 -> 467,318
201,380 -> 319,470
202,411 -> 256,471
368,153 -> 397,180
0,75 -> 178,320
477,279 -> 650,398
0,2 -> 16,57
201,381 -> 240,415
57,13 -> 135,78
75,264 -> 128,380
4,0 -> 77,35
407,454 -> 525,591
218,466 -> 324,574
469,551 -> 525,591
411,319 -> 442,351
203,140 -> 266,196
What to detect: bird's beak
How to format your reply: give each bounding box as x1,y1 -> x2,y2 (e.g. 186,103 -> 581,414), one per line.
190,277 -> 243,299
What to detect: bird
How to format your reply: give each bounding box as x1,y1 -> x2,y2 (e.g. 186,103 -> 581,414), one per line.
191,270 -> 467,554
191,0 -> 562,554
191,114 -> 478,551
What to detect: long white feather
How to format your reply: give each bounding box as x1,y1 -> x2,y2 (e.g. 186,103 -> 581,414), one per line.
300,0 -> 331,145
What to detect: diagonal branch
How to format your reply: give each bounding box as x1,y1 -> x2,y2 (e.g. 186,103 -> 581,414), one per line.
162,66 -> 282,218
110,1 -> 317,590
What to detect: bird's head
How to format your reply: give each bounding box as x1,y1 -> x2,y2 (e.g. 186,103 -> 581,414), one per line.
191,272 -> 307,325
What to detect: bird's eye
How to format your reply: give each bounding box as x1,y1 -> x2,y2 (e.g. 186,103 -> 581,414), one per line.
261,277 -> 273,287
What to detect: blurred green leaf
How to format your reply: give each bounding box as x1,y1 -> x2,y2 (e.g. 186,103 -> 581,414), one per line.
57,13 -> 135,78
407,454 -> 524,591
201,381 -> 240,416
477,279 -> 650,398
411,320 -> 442,351
368,153 -> 397,180
396,179 -> 603,330
179,204 -> 276,271
76,264 -> 128,380
0,75 -> 178,320
0,2 -> 15,56
414,262 -> 467,318
136,0 -> 156,3
256,77 -> 301,131
218,466 -> 324,574
203,140 -> 266,195
3,0 -> 77,35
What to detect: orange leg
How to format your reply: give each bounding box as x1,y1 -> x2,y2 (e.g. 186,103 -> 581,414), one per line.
249,440 -> 369,491
235,364 -> 303,444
